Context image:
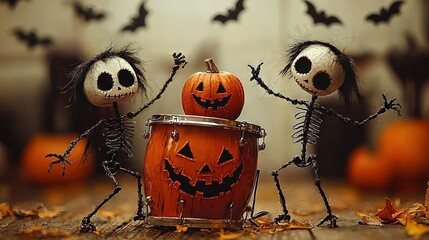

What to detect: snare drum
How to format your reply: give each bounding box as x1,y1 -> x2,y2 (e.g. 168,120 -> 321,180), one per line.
143,114 -> 265,228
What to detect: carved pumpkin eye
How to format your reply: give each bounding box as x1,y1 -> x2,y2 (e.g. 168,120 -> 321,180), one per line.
217,147 -> 234,165
177,142 -> 194,161
216,83 -> 227,93
196,82 -> 204,91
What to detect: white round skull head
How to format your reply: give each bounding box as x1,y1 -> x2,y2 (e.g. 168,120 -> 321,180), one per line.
83,56 -> 138,107
290,44 -> 345,96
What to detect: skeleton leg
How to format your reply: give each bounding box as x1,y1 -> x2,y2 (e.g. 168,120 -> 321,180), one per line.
271,156 -> 300,223
120,167 -> 145,220
81,161 -> 122,232
309,154 -> 338,227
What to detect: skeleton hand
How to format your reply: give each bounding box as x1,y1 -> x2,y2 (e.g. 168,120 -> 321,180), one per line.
173,52 -> 187,68
248,62 -> 264,81
46,153 -> 71,176
382,94 -> 401,116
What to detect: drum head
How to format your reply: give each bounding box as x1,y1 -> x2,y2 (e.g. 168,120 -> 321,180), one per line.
146,114 -> 265,137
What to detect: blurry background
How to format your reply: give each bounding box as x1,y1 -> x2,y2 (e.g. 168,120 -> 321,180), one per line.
0,0 -> 428,195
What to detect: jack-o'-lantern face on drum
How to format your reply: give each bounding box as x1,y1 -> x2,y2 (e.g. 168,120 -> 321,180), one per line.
164,141 -> 242,198
143,117 -> 261,220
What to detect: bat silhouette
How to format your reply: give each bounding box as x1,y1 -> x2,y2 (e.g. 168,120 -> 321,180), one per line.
121,1 -> 149,32
366,1 -> 403,24
73,2 -> 106,22
12,28 -> 53,49
0,0 -> 27,9
212,0 -> 245,24
303,0 -> 342,26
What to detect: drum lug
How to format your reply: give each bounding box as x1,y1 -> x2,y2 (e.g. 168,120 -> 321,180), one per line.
227,202 -> 234,224
143,126 -> 152,139
177,199 -> 185,224
170,129 -> 179,141
145,196 -> 152,215
258,129 -> 267,151
239,122 -> 248,147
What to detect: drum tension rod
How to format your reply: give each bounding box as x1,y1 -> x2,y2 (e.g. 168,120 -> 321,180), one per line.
177,199 -> 185,225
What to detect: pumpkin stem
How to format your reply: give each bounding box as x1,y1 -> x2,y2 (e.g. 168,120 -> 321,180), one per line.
204,58 -> 219,73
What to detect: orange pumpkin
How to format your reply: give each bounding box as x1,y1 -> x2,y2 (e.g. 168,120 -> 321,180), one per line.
20,133 -> 95,184
181,58 -> 244,120
347,147 -> 393,189
377,119 -> 429,182
348,119 -> 429,189
143,115 -> 261,220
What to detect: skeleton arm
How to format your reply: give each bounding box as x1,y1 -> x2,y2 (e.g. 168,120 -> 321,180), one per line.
46,119 -> 105,176
248,63 -> 309,107
126,52 -> 187,119
318,94 -> 401,127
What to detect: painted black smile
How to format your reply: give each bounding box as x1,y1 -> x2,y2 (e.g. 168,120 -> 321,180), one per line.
192,94 -> 232,110
164,159 -> 242,198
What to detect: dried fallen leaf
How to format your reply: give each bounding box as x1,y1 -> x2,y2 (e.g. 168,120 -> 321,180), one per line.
0,203 -> 13,219
405,219 -> 429,239
98,209 -> 118,220
175,224 -> 189,233
277,219 -> 312,230
219,230 -> 242,240
12,208 -> 38,218
356,212 -> 383,226
375,198 -> 401,223
425,181 -> 429,208
17,225 -> 71,238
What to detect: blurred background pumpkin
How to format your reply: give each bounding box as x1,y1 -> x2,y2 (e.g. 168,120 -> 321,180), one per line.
347,119 -> 429,190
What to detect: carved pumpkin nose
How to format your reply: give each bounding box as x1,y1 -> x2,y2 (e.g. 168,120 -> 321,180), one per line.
199,164 -> 212,174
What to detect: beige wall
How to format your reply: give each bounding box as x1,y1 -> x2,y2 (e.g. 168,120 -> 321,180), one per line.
0,0 -> 427,173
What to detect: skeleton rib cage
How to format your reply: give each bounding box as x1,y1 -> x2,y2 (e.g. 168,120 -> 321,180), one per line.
102,117 -> 135,159
291,99 -> 324,161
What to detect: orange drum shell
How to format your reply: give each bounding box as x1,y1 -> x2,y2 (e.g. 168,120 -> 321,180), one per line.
143,123 -> 259,220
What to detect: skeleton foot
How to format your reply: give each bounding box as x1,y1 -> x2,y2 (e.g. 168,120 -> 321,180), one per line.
274,213 -> 291,223
133,212 -> 146,221
80,217 -> 97,233
317,214 -> 338,228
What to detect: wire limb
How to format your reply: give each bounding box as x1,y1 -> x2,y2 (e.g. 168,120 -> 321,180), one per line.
248,63 -> 308,106
127,52 -> 187,119
45,119 -> 104,176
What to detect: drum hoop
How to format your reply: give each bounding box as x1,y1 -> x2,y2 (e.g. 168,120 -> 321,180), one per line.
146,114 -> 265,137
145,216 -> 242,229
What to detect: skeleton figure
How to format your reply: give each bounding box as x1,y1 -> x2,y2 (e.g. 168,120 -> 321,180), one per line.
46,47 -> 187,232
248,40 -> 400,227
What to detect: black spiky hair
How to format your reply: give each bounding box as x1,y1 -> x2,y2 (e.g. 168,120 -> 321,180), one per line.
64,46 -> 146,116
281,40 -> 363,107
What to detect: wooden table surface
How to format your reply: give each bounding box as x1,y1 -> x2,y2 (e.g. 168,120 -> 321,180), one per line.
1,175 -> 428,240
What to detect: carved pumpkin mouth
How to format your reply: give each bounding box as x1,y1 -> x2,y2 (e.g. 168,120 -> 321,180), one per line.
191,94 -> 232,110
164,159 -> 242,198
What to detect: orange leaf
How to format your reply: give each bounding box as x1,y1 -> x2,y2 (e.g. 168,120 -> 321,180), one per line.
375,198 -> 399,223
219,230 -> 243,240
425,181 -> 429,208
175,224 -> 189,233
276,219 -> 312,230
405,219 -> 429,238
0,203 -> 13,219
356,212 -> 382,226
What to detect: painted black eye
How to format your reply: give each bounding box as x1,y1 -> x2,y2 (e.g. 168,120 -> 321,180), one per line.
97,72 -> 114,91
313,71 -> 331,90
294,56 -> 312,74
216,83 -> 226,93
118,69 -> 135,88
196,82 -> 204,91
177,142 -> 194,160
217,148 -> 234,165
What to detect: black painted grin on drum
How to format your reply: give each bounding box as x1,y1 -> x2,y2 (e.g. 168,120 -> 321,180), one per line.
164,159 -> 243,198
191,94 -> 232,110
